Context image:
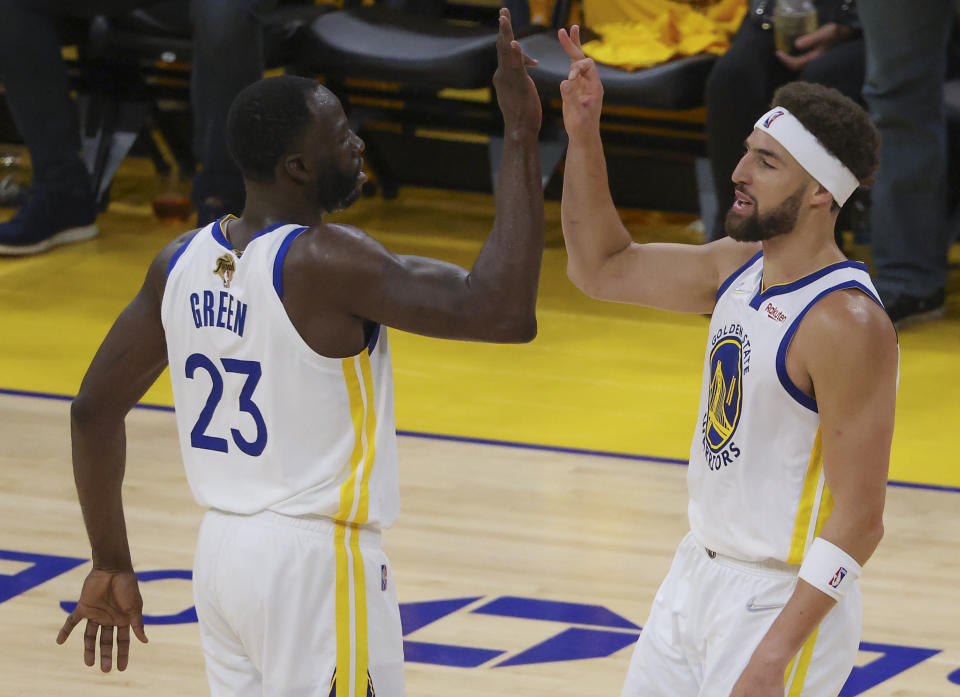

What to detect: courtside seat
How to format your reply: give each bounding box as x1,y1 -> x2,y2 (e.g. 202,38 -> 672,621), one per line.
520,30 -> 715,110
296,5 -> 504,196
300,6 -> 499,90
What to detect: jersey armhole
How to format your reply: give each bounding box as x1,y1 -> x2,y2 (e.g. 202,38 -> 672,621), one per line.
272,226 -> 310,299
775,281 -> 883,413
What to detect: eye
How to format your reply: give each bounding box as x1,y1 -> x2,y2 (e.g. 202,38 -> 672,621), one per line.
760,159 -> 774,169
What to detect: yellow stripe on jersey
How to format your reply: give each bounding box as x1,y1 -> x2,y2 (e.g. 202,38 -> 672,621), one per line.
813,482 -> 834,537
355,352 -> 377,525
787,428 -> 824,564
785,626 -> 820,696
350,527 -> 370,697
338,357 -> 366,522
335,522 -> 351,697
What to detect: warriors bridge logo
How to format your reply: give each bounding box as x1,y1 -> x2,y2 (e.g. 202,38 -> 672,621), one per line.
706,336 -> 743,453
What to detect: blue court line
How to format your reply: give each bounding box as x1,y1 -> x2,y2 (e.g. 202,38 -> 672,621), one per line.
3,385 -> 959,494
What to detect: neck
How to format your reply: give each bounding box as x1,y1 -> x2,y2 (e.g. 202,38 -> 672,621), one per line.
760,209 -> 846,287
228,183 -> 327,249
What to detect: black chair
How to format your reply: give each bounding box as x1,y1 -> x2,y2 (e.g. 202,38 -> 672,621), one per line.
296,2 -> 506,197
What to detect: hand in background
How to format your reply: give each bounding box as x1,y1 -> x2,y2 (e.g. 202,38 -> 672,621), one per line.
776,22 -> 853,72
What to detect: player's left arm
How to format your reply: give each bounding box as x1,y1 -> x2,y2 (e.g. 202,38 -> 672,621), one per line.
730,290 -> 898,697
56,234 -> 189,672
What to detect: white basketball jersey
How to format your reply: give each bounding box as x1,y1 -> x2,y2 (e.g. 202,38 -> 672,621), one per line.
160,217 -> 399,529
687,252 -> 883,563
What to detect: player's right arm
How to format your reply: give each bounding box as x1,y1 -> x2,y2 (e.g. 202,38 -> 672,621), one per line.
289,9 -> 544,343
558,26 -> 759,314
57,232 -> 193,672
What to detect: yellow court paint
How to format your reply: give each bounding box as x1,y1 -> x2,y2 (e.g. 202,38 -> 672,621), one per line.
1,187 -> 958,488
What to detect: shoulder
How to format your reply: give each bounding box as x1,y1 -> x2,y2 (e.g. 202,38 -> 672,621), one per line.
799,287 -> 898,374
286,223 -> 393,275
708,237 -> 762,287
146,228 -> 204,298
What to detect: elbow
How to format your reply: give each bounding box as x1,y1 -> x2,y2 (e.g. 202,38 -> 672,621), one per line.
566,263 -> 598,298
491,313 -> 538,343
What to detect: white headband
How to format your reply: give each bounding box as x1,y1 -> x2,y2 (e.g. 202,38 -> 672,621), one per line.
754,107 -> 859,206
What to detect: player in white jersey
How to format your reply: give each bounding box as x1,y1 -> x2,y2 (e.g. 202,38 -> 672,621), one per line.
56,10 -> 543,696
557,26 -> 897,697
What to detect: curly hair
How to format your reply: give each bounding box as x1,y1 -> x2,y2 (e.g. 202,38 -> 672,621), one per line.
771,81 -> 880,188
226,75 -> 322,183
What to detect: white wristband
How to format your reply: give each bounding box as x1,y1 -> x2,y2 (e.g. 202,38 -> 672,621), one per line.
798,537 -> 862,601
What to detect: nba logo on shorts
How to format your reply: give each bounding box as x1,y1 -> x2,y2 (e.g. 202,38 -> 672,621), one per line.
829,567 -> 847,588
381,564 -> 388,591
764,110 -> 785,128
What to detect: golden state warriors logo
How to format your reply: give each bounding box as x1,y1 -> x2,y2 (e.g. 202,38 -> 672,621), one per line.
706,336 -> 743,452
213,254 -> 235,288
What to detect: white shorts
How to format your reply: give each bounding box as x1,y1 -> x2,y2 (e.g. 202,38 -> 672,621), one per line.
621,532 -> 861,697
193,509 -> 405,697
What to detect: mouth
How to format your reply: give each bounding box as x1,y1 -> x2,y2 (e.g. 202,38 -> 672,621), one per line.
731,189 -> 755,214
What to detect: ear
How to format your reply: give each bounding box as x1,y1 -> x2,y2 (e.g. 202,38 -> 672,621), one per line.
281,153 -> 311,185
809,182 -> 836,210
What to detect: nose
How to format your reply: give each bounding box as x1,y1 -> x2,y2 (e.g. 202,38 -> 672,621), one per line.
352,131 -> 365,153
731,152 -> 750,186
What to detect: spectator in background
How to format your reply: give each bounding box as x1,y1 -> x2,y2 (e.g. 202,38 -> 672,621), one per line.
859,1 -> 956,325
0,0 -> 279,256
705,0 -> 864,241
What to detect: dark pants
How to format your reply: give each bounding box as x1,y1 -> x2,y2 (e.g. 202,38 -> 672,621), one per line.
859,0 -> 955,299
0,0 -> 277,208
704,18 -> 865,239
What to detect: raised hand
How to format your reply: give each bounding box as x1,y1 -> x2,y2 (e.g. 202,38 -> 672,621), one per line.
492,8 -> 542,134
56,569 -> 148,672
558,25 -> 603,137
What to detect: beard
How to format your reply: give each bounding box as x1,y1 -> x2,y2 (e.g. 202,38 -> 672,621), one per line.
725,185 -> 805,242
315,161 -> 363,213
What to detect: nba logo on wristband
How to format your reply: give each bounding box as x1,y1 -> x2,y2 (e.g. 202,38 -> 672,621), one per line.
829,567 -> 847,589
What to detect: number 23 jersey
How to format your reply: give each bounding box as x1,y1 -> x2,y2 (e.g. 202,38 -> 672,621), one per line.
160,218 -> 399,529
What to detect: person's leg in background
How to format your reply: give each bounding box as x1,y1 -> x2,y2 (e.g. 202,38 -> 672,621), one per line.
190,0 -> 279,226
859,0 -> 955,323
705,17 -> 789,240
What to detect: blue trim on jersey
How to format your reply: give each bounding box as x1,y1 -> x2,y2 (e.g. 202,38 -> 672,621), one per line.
1,386 -> 956,493
273,226 -> 309,299
367,324 -> 381,355
749,260 -> 869,310
213,217 -> 289,253
211,216 -> 232,250
715,251 -> 763,304
165,233 -> 198,278
775,280 -> 883,413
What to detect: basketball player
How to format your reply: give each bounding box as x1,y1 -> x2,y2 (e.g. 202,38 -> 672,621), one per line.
557,26 -> 897,697
55,10 -> 543,696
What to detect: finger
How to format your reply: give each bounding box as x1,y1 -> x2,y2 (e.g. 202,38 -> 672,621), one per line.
775,50 -> 803,71
83,620 -> 98,667
130,612 -> 149,644
510,41 -> 539,68
116,626 -> 130,671
499,8 -> 514,44
56,612 -> 81,645
794,24 -> 831,50
571,24 -> 581,49
558,26 -> 586,61
100,624 -> 114,673
568,57 -> 595,80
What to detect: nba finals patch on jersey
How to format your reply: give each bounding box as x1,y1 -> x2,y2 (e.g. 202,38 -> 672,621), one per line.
213,253 -> 236,288
701,323 -> 751,470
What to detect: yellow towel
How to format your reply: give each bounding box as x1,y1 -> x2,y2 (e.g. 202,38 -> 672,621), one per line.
581,0 -> 748,70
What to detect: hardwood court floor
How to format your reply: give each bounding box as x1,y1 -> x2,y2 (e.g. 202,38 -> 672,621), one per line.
1,394 -> 959,696
1,178 -> 959,695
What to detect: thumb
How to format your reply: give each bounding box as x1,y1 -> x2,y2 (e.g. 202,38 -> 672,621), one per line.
130,614 -> 148,644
